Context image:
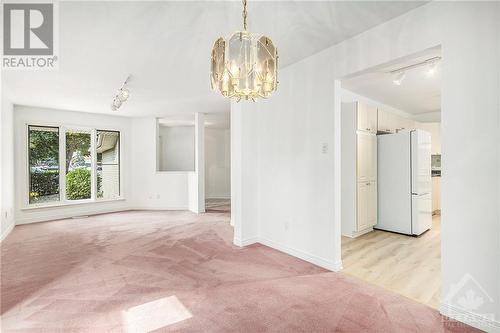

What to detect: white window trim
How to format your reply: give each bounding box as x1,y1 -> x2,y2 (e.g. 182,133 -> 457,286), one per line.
23,122 -> 124,210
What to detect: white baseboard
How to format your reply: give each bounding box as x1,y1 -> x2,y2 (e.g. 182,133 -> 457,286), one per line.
342,227 -> 373,238
15,207 -> 131,225
233,236 -> 258,247
0,222 -> 15,242
258,236 -> 342,272
441,302 -> 500,333
15,206 -> 195,226
130,206 -> 189,211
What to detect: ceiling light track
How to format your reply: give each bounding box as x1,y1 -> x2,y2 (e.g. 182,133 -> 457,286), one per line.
389,56 -> 441,74
390,56 -> 441,85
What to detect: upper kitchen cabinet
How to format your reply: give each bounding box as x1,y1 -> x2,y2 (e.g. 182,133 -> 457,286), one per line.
378,109 -> 416,133
357,102 -> 377,134
400,117 -> 416,131
378,109 -> 396,133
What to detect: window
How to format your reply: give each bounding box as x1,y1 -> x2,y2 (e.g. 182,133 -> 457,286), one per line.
65,129 -> 92,201
28,126 -> 60,204
96,130 -> 120,199
26,125 -> 121,207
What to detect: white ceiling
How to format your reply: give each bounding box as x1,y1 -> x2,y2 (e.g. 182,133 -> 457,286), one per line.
342,47 -> 441,122
3,1 -> 427,118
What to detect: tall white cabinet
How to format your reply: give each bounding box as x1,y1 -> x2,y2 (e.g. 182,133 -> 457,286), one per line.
341,102 -> 378,238
357,132 -> 377,232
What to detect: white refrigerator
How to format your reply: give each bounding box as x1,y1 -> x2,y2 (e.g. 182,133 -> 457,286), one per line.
377,129 -> 432,236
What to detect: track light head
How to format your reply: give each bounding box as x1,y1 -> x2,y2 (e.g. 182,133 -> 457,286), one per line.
426,61 -> 438,77
393,71 -> 405,85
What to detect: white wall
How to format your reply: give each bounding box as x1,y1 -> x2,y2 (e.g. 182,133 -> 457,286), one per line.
158,125 -> 195,172
205,128 -> 230,199
232,2 -> 500,328
232,48 -> 339,269
1,92 -> 15,240
131,117 -> 190,210
13,106 -> 131,224
417,122 -> 441,154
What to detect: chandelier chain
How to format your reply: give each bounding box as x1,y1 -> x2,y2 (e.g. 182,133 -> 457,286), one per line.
242,0 -> 248,30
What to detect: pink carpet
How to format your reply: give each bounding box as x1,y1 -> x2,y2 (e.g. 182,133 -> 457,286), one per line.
1,210 -> 477,332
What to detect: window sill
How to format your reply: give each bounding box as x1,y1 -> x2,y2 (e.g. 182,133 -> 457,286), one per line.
155,171 -> 196,175
21,197 -> 126,211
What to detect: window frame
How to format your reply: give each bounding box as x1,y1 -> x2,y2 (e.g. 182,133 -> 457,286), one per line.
24,122 -> 124,209
95,129 -> 121,201
27,125 -> 61,205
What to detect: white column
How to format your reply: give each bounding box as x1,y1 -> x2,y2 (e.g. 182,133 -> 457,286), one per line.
189,112 -> 205,214
230,102 -> 242,236
230,101 -> 259,246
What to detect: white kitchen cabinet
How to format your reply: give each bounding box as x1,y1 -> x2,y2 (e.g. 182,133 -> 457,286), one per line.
378,109 -> 416,133
432,176 -> 441,213
366,181 -> 378,227
357,181 -> 377,231
341,102 -> 378,238
357,182 -> 369,231
357,132 -> 377,182
356,131 -> 377,234
401,117 -> 415,131
357,102 -> 377,134
377,109 -> 393,133
392,114 -> 416,132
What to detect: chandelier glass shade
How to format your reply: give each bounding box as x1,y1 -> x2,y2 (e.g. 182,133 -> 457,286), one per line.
211,0 -> 278,101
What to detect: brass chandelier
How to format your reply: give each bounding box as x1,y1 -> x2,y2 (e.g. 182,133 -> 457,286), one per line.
210,0 -> 278,101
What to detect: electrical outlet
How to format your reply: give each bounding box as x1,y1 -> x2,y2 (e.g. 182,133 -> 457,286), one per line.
284,221 -> 289,231
321,143 -> 328,154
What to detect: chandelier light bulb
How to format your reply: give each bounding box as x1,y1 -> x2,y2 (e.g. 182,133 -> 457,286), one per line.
210,0 -> 278,102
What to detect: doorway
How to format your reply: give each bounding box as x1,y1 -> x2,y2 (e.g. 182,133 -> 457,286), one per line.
204,111 -> 231,214
339,47 -> 442,309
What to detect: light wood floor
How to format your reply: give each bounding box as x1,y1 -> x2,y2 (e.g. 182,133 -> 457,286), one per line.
342,215 -> 441,309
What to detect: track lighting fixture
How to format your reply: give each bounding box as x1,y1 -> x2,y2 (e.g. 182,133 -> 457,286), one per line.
111,75 -> 131,111
392,71 -> 405,85
389,56 -> 441,86
426,60 -> 438,77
